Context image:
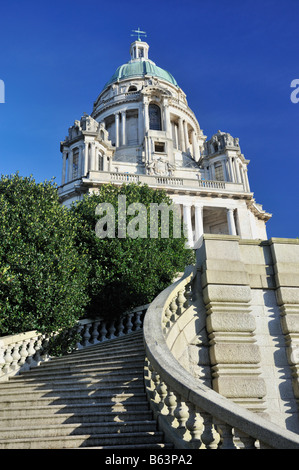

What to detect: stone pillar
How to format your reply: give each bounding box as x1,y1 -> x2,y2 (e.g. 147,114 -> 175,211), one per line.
84,142 -> 89,175
144,100 -> 149,134
62,151 -> 67,185
121,111 -> 126,146
234,159 -> 242,183
270,238 -> 299,402
227,208 -> 237,236
67,150 -> 73,182
194,204 -> 204,242
228,156 -> 234,182
244,168 -> 250,192
191,130 -> 200,162
183,203 -> 193,248
163,100 -> 170,136
115,113 -> 119,147
198,235 -> 266,413
178,117 -> 185,152
183,120 -> 189,152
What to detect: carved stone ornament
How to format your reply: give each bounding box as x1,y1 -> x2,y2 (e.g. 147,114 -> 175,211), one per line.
146,158 -> 176,176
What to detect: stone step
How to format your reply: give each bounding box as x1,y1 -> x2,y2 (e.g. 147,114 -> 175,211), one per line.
0,382 -> 145,399
7,369 -> 143,384
29,355 -> 145,372
15,363 -> 144,380
44,348 -> 144,365
1,410 -> 153,426
0,376 -> 143,391
0,420 -> 158,439
0,401 -> 150,418
0,392 -> 148,407
0,431 -> 165,449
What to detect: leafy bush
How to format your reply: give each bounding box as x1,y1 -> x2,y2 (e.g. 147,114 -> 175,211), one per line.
0,174 -> 89,336
71,183 -> 194,319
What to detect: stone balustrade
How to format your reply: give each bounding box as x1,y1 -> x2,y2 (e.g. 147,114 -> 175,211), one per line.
143,265 -> 299,449
0,304 -> 148,382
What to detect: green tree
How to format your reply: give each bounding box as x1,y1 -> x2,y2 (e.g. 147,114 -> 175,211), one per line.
0,174 -> 89,337
71,183 -> 194,320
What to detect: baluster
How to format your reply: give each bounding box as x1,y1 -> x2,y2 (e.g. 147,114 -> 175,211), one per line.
163,306 -> 172,331
177,289 -> 186,315
200,410 -> 220,449
126,313 -> 134,334
134,310 -> 142,330
40,335 -> 51,360
174,392 -> 189,436
90,320 -> 101,344
82,324 -> 91,347
99,321 -> 108,342
116,317 -> 125,337
170,296 -> 178,322
164,387 -> 178,427
157,379 -> 168,415
33,336 -> 43,365
108,320 -> 116,340
184,283 -> 192,308
3,344 -> 14,375
216,420 -> 237,449
151,370 -> 161,405
233,428 -> 257,449
11,342 -> 21,371
185,402 -> 204,448
26,337 -> 38,368
75,324 -> 85,349
18,340 -> 29,369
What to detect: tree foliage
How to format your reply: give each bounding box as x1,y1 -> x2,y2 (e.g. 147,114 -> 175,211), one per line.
0,174 -> 89,336
71,183 -> 194,319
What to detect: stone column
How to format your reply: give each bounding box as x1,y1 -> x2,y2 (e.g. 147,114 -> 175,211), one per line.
234,159 -> 242,183
174,124 -> 179,149
191,130 -> 200,162
183,203 -> 193,248
67,150 -> 73,182
270,239 -> 299,402
84,142 -> 89,175
121,111 -> 126,146
227,208 -> 237,236
178,117 -> 185,152
183,120 -> 189,152
194,204 -> 204,242
228,156 -> 234,182
144,99 -> 149,134
62,151 -> 67,185
163,100 -> 170,136
198,235 -> 266,413
115,113 -> 119,147
244,168 -> 250,192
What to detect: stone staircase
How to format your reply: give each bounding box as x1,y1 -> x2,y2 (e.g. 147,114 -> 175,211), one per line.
0,330 -> 171,449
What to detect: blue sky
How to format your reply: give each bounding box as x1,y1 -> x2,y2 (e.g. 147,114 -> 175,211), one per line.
0,0 -> 298,238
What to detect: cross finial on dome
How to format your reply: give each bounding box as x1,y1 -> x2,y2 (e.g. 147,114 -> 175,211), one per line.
131,27 -> 147,42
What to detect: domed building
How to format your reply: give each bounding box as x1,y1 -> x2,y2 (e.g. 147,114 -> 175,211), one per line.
58,36 -> 271,246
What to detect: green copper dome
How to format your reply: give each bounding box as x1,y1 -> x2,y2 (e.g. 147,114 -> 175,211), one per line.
103,59 -> 178,89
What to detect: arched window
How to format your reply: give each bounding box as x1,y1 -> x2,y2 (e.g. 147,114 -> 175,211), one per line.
128,85 -> 137,92
149,104 -> 162,131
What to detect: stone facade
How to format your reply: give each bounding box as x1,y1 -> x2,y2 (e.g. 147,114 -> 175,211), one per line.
58,39 -> 271,245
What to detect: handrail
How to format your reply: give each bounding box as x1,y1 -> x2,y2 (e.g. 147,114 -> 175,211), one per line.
143,266 -> 299,449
